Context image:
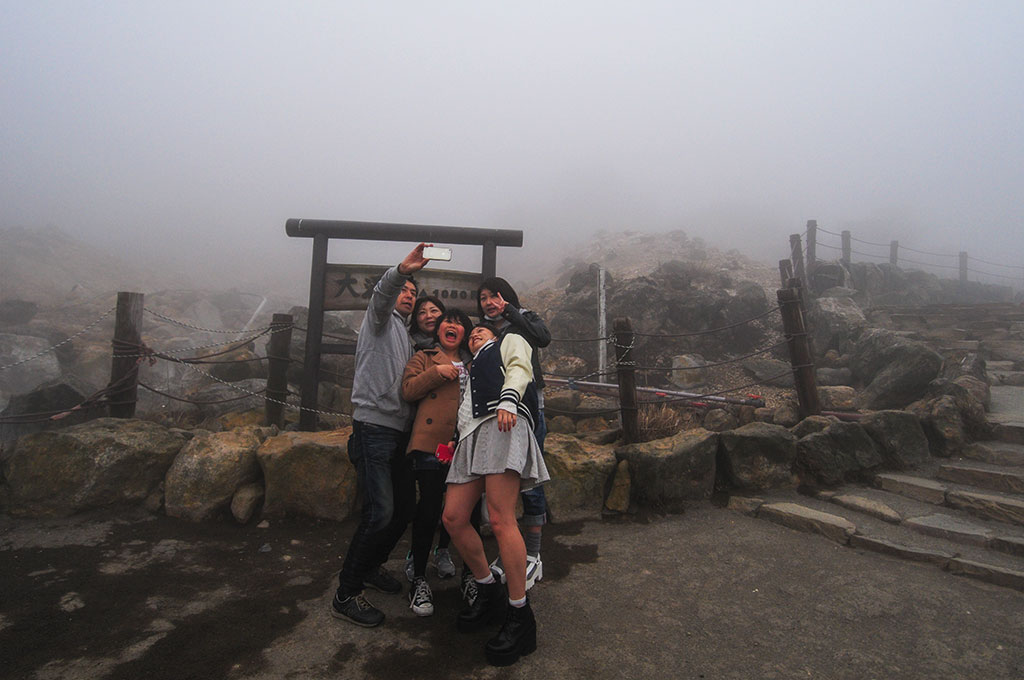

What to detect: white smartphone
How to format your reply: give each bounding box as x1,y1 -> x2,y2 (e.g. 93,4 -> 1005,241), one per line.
422,246 -> 452,261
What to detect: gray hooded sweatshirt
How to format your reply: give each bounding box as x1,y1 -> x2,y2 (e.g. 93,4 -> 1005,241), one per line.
350,265 -> 415,431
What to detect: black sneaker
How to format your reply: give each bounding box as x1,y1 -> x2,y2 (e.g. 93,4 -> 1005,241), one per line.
408,576 -> 434,617
364,566 -> 402,594
331,592 -> 384,627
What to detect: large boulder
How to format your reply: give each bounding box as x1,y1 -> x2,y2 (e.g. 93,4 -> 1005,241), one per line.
205,347 -> 269,383
542,434 -> 617,520
0,300 -> 39,325
0,333 -> 62,406
847,262 -> 886,298
818,386 -> 857,411
858,410 -> 929,470
615,429 -> 718,511
807,295 -> 868,356
940,352 -> 987,383
850,329 -> 943,409
718,422 -> 798,490
255,429 -> 356,521
789,415 -> 838,439
817,367 -> 852,386
164,428 -> 264,521
907,381 -> 990,457
0,382 -> 95,445
795,421 -> 884,486
703,408 -> 738,432
952,375 -> 990,411
669,354 -> 708,389
0,418 -> 186,517
179,378 -> 268,421
807,261 -> 850,295
740,357 -> 794,388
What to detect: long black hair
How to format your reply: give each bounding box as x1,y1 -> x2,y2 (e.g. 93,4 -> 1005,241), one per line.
409,295 -> 445,336
477,277 -> 520,318
436,309 -> 474,353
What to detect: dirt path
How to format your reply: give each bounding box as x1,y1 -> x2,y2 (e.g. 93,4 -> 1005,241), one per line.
2,504 -> 1022,679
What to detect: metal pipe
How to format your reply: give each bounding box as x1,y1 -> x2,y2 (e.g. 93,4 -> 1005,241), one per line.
545,377 -> 765,408
597,265 -> 607,383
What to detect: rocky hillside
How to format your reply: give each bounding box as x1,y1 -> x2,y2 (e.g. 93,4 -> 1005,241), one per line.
0,227 -> 165,304
526,229 -> 779,295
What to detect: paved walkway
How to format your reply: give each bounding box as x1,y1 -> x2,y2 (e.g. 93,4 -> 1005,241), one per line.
2,504 -> 1023,679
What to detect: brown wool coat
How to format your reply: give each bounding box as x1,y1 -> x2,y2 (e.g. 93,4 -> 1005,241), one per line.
402,348 -> 463,454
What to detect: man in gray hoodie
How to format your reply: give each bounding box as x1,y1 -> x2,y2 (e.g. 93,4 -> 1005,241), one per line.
332,243 -> 430,627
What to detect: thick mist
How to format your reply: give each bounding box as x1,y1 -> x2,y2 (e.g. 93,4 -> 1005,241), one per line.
2,2 -> 1022,296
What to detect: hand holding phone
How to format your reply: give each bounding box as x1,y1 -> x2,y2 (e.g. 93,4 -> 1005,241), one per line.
422,246 -> 452,261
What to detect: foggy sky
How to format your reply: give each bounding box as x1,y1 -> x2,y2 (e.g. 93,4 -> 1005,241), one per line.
2,1 -> 1022,294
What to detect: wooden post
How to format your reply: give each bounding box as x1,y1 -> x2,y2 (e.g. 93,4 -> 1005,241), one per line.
108,291 -> 144,418
959,251 -> 968,283
806,220 -> 817,267
841,230 -> 852,266
777,284 -> 820,418
265,313 -> 293,428
779,259 -> 794,288
300,234 -> 329,431
789,233 -> 805,288
890,240 -> 899,267
482,239 -> 497,279
613,317 -> 640,444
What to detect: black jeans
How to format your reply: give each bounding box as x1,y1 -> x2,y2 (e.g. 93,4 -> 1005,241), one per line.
409,453 -> 448,577
337,421 -> 414,597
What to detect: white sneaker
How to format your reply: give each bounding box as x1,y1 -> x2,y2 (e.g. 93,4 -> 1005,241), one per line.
408,577 -> 434,617
525,554 -> 543,590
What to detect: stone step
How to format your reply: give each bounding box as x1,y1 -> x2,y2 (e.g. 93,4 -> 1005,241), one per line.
995,423 -> 1024,446
828,492 -> 902,524
964,441 -> 1024,467
731,491 -> 1024,591
947,559 -> 1024,591
936,461 -> 1024,494
903,513 -> 993,547
874,473 -> 946,504
758,502 -> 856,545
945,488 -> 1024,527
874,470 -> 1024,528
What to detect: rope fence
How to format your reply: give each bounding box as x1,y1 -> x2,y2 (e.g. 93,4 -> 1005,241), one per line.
3,276 -> 812,442
803,222 -> 1023,286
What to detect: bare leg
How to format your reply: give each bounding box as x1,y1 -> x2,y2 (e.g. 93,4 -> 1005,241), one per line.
442,478 -> 490,580
486,471 -> 527,601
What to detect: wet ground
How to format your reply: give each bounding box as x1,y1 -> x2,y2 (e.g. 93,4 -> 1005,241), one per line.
2,503 -> 1022,679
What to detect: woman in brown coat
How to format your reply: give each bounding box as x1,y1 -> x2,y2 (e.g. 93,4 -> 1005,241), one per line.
400,308 -> 474,616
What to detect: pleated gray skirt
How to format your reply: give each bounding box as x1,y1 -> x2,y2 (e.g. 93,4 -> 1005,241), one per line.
446,416 -> 550,490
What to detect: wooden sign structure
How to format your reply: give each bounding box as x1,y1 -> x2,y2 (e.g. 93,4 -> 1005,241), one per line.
286,218 -> 523,430
323,264 -> 483,314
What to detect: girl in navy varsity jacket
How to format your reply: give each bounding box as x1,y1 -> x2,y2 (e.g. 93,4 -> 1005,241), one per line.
441,323 -> 549,666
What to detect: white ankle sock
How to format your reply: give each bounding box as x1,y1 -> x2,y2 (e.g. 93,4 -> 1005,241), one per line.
475,573 -> 496,585
509,596 -> 527,608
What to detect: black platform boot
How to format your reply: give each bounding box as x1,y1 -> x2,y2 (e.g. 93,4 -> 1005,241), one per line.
485,599 -> 537,666
456,577 -> 507,632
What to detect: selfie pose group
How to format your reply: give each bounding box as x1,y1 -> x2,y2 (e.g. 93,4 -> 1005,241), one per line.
331,243 -> 551,667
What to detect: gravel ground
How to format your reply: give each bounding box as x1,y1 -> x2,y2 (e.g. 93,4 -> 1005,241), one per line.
2,503 -> 1023,680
